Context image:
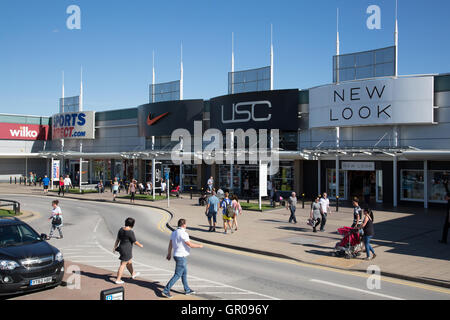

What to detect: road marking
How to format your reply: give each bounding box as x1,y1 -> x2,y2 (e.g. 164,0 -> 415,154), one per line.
310,279 -> 405,300
93,218 -> 102,233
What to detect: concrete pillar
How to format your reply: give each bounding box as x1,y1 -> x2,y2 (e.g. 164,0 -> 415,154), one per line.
197,164 -> 204,190
318,158 -> 321,197
336,155 -> 340,198
393,156 -> 398,208
294,160 -> 302,196
424,160 -> 428,209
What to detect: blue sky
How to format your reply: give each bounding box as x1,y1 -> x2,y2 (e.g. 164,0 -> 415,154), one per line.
0,0 -> 449,116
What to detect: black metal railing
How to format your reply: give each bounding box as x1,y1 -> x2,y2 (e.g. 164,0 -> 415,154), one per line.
0,199 -> 20,215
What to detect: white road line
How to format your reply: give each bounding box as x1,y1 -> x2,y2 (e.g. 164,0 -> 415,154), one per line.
93,218 -> 102,233
310,279 -> 405,300
197,292 -> 255,295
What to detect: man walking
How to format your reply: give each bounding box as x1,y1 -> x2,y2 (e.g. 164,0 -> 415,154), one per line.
207,176 -> 214,192
64,175 -> 72,193
319,192 -> 331,232
205,191 -> 219,232
286,192 -> 297,224
42,175 -> 50,194
162,219 -> 203,298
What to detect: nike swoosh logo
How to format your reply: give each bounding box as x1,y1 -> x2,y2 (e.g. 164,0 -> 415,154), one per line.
147,112 -> 170,126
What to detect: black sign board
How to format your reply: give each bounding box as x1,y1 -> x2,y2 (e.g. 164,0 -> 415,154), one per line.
138,100 -> 204,137
209,89 -> 299,131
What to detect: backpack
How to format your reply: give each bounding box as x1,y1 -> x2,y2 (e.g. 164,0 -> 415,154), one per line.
224,200 -> 235,218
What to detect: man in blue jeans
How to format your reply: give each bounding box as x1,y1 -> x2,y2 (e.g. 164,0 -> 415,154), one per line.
162,219 -> 203,298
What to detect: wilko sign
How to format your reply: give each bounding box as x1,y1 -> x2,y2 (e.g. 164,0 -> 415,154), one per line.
52,111 -> 95,140
0,123 -> 49,141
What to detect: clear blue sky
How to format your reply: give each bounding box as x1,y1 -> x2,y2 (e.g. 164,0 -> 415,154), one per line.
0,0 -> 449,116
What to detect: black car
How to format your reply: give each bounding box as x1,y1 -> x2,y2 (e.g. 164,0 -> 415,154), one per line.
0,217 -> 64,296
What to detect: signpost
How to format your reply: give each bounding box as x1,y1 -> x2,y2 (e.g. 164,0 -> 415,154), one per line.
51,159 -> 60,190
164,167 -> 170,208
259,161 -> 268,211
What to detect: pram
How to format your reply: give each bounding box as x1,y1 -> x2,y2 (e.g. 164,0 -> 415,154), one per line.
332,227 -> 363,259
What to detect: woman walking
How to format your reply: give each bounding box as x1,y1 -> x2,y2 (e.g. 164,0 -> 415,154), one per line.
129,180 -> 137,204
48,200 -> 63,239
310,197 -> 322,233
58,176 -> 65,196
360,209 -> 376,260
112,177 -> 119,201
231,195 -> 242,231
113,217 -> 143,284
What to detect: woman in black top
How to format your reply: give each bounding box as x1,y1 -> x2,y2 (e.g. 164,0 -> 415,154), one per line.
360,209 -> 376,260
113,217 -> 144,284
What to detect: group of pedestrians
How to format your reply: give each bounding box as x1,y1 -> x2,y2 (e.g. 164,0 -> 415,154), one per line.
285,192 -> 331,233
205,190 -> 242,234
112,216 -> 202,298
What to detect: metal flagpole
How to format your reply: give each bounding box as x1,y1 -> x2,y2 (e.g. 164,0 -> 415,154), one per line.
180,43 -> 183,100
270,24 -> 274,90
336,8 -> 341,171
152,51 -> 155,103
395,0 -> 399,78
79,67 -> 83,193
231,32 -> 235,94
61,71 -> 65,177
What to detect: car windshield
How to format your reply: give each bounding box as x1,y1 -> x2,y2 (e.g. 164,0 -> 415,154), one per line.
0,224 -> 42,248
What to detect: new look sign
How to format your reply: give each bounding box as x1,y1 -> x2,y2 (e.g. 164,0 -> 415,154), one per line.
309,76 -> 434,128
52,111 -> 95,140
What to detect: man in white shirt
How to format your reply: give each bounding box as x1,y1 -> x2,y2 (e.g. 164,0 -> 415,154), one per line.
162,219 -> 203,298
63,175 -> 72,193
319,192 -> 331,232
207,176 -> 214,192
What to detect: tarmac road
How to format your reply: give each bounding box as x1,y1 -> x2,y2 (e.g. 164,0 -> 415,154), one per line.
4,194 -> 450,300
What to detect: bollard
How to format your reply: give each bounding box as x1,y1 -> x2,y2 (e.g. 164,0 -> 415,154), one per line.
336,196 -> 339,212
302,193 -> 305,209
190,187 -> 192,200
15,177 -> 17,184
10,177 -> 12,184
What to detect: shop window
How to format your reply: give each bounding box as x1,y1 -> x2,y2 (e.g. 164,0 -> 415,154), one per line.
272,162 -> 294,192
429,171 -> 450,203
183,165 -> 198,190
400,170 -> 424,201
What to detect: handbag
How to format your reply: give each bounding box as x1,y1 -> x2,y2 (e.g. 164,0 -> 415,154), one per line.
52,215 -> 62,226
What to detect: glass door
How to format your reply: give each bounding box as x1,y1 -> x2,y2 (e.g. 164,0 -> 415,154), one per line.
376,170 -> 383,203
326,169 -> 347,200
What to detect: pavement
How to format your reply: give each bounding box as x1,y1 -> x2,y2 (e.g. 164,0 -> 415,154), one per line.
2,183 -> 450,289
9,261 -> 202,300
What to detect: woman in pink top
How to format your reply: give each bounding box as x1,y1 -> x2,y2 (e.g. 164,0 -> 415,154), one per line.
231,195 -> 242,231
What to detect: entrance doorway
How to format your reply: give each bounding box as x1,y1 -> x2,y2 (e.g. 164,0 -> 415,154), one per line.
348,171 -> 376,205
241,166 -> 258,197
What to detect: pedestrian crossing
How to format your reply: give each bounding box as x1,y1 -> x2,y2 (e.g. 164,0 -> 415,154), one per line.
59,241 -> 279,300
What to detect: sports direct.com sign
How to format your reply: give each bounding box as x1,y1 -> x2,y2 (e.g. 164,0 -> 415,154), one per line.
52,111 -> 95,140
0,123 -> 49,140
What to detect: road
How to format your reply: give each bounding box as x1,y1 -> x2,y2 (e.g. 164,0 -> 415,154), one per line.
4,194 -> 450,300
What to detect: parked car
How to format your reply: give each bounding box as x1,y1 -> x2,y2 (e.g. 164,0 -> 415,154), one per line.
0,217 -> 64,296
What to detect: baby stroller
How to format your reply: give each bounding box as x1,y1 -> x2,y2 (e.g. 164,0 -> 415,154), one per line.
332,227 -> 363,259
